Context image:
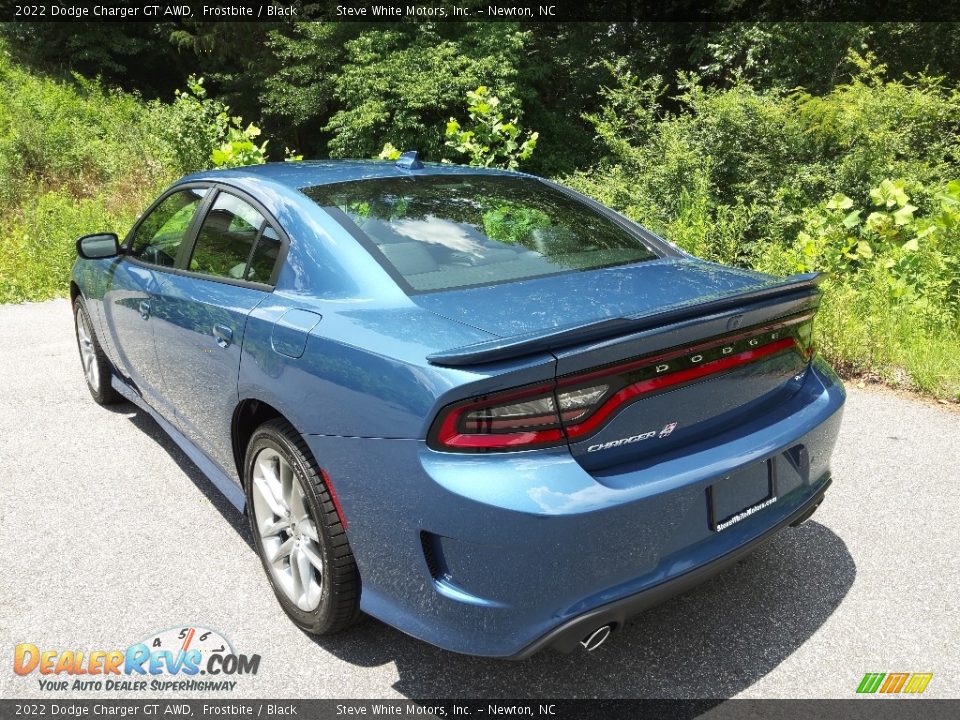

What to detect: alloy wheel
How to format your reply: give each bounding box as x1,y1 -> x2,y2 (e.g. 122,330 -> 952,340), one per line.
76,310 -> 100,393
251,448 -> 324,611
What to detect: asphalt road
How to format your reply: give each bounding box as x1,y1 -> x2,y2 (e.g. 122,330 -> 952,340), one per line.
1,298 -> 958,700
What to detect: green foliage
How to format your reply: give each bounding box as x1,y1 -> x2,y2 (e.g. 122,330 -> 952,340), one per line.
0,47 -> 174,302
1,22 -> 191,97
0,45 -> 262,304
691,24 -> 869,93
262,23 -> 365,128
567,54 -> 960,398
150,76 -> 231,174
444,86 -> 538,169
322,25 -> 527,160
691,23 -> 960,95
378,86 -> 539,169
570,52 -> 960,249
808,280 -> 960,398
378,86 -> 540,169
151,76 -> 270,171
0,191 -> 139,303
211,123 -> 268,168
790,180 -> 960,321
0,44 -> 174,209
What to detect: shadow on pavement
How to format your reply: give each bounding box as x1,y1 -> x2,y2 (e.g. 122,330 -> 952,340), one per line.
308,519 -> 855,699
113,400 -> 855,698
111,401 -> 254,550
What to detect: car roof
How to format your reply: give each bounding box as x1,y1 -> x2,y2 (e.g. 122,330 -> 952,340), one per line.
180,159 -> 530,190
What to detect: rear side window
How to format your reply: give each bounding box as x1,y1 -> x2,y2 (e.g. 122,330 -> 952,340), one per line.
129,188 -> 208,268
189,192 -> 265,280
247,225 -> 282,284
303,176 -> 659,292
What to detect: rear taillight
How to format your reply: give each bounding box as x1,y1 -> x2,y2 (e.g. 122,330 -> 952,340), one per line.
432,383 -> 566,450
428,312 -> 815,452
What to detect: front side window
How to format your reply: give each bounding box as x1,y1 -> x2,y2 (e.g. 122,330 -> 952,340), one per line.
129,188 -> 208,268
303,176 -> 659,292
188,192 -> 265,280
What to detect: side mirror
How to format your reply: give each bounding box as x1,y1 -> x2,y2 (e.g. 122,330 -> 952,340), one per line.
76,233 -> 120,260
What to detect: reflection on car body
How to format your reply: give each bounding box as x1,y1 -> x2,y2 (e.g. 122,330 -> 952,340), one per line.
70,156 -> 844,657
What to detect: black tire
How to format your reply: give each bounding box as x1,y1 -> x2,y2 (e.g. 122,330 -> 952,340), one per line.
73,297 -> 122,405
244,418 -> 361,634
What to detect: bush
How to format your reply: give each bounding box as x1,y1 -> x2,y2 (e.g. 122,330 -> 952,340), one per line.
0,42 -> 264,304
0,45 -> 174,209
380,86 -> 539,170
0,191 -> 140,304
147,75 -> 233,175
324,25 -> 527,160
443,86 -> 538,169
567,53 -> 960,399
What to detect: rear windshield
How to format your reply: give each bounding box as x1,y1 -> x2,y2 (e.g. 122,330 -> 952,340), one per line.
303,175 -> 659,292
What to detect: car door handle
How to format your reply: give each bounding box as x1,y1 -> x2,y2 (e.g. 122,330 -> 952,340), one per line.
213,324 -> 233,348
139,301 -> 151,320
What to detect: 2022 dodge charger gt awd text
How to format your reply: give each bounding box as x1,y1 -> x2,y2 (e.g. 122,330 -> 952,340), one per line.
71,155 -> 844,658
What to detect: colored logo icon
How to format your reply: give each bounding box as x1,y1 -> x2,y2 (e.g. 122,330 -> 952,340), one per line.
856,672 -> 933,694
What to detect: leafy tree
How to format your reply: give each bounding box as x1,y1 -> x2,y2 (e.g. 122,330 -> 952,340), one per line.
166,21 -> 281,137
380,86 -> 539,169
261,22 -> 365,136
323,23 -> 527,160
443,86 -> 538,169
0,22 -> 187,97
690,23 -> 960,94
211,123 -> 268,168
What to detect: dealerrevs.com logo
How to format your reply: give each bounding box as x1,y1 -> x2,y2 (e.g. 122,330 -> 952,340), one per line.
13,626 -> 260,692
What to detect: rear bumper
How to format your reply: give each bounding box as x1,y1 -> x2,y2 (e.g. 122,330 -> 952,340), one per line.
302,358 -> 845,657
508,474 -> 831,659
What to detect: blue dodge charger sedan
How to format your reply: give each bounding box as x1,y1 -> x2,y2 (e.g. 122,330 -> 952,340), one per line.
71,155 -> 844,657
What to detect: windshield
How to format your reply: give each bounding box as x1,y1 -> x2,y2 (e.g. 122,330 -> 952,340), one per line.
303,175 -> 660,292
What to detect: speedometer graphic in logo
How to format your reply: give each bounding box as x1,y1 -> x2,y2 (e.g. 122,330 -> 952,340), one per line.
141,626 -> 233,669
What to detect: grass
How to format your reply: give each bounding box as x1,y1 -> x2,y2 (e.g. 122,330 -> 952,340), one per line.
0,38 -> 189,305
0,191 -> 147,304
816,288 -> 960,400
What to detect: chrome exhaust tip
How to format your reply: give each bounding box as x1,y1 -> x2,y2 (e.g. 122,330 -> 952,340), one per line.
580,624 -> 613,652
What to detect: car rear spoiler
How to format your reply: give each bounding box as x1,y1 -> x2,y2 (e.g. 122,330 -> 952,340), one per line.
426,272 -> 823,367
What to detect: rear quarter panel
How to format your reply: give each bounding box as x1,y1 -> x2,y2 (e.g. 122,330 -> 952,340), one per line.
237,296 -> 557,439
229,176 -> 560,440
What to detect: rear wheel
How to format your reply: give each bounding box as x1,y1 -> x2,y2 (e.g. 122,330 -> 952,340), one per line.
244,419 -> 361,634
73,297 -> 121,405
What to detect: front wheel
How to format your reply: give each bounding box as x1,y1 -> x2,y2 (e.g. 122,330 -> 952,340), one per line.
245,419 -> 361,634
73,297 -> 121,405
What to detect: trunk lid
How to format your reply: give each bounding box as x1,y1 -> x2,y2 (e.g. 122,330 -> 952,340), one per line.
422,258 -> 820,471
414,258 -> 792,339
